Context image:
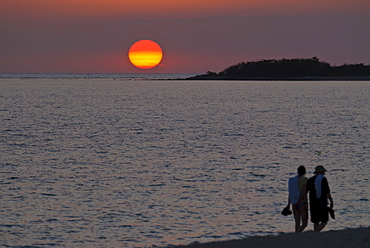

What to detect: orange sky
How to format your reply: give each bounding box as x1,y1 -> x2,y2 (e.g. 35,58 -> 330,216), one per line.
2,0 -> 370,19
1,0 -> 370,73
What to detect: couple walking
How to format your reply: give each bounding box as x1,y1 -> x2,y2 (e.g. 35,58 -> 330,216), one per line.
286,165 -> 334,232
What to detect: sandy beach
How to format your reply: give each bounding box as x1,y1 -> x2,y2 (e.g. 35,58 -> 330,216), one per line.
174,227 -> 370,248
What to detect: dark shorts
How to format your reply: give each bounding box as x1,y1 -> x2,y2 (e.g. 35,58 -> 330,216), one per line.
310,205 -> 329,223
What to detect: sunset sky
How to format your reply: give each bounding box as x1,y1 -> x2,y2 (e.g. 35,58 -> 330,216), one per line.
1,0 -> 370,73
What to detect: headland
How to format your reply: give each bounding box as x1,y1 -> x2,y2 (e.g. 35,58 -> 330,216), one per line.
187,57 -> 370,81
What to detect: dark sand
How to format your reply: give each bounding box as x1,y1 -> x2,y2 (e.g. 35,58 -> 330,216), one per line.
173,227 -> 370,248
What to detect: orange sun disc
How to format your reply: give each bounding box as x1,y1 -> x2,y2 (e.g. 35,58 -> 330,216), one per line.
128,40 -> 163,69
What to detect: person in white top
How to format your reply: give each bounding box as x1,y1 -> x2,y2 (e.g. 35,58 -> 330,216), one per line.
286,166 -> 308,232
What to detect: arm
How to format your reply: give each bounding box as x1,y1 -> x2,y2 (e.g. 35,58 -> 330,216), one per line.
324,178 -> 333,208
327,193 -> 334,209
298,181 -> 307,203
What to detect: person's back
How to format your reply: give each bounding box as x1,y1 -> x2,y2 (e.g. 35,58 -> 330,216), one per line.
298,176 -> 307,203
307,174 -> 329,211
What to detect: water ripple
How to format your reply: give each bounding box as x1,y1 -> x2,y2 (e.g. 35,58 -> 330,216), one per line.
1,80 -> 369,247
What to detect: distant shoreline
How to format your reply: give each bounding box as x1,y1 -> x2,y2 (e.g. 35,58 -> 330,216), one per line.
186,57 -> 370,81
172,227 -> 370,248
184,76 -> 370,81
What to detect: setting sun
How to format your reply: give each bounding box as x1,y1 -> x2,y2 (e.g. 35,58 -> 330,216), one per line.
128,40 -> 163,69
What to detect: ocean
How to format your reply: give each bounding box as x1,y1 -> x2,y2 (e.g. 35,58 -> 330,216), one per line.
0,73 -> 196,80
1,75 -> 369,247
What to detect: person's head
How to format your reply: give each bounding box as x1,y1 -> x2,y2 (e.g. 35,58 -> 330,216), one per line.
297,166 -> 306,176
314,165 -> 327,175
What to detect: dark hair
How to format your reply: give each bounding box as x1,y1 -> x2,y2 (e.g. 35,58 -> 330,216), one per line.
297,166 -> 306,176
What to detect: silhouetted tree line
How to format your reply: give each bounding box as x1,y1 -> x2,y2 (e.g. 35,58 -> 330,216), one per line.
189,57 -> 370,80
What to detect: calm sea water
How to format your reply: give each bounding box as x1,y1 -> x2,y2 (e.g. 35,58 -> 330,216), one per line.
1,77 -> 369,247
0,73 -> 197,80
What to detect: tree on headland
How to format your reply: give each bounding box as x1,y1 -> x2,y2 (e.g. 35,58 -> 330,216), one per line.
188,57 -> 370,80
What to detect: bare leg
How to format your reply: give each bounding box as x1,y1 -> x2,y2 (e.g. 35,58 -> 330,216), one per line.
292,206 -> 300,232
297,205 -> 308,232
314,222 -> 327,232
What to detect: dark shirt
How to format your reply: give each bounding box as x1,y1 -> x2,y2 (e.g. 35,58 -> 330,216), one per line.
307,175 -> 330,207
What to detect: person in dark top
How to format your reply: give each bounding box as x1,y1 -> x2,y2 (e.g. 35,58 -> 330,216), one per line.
307,165 -> 334,232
